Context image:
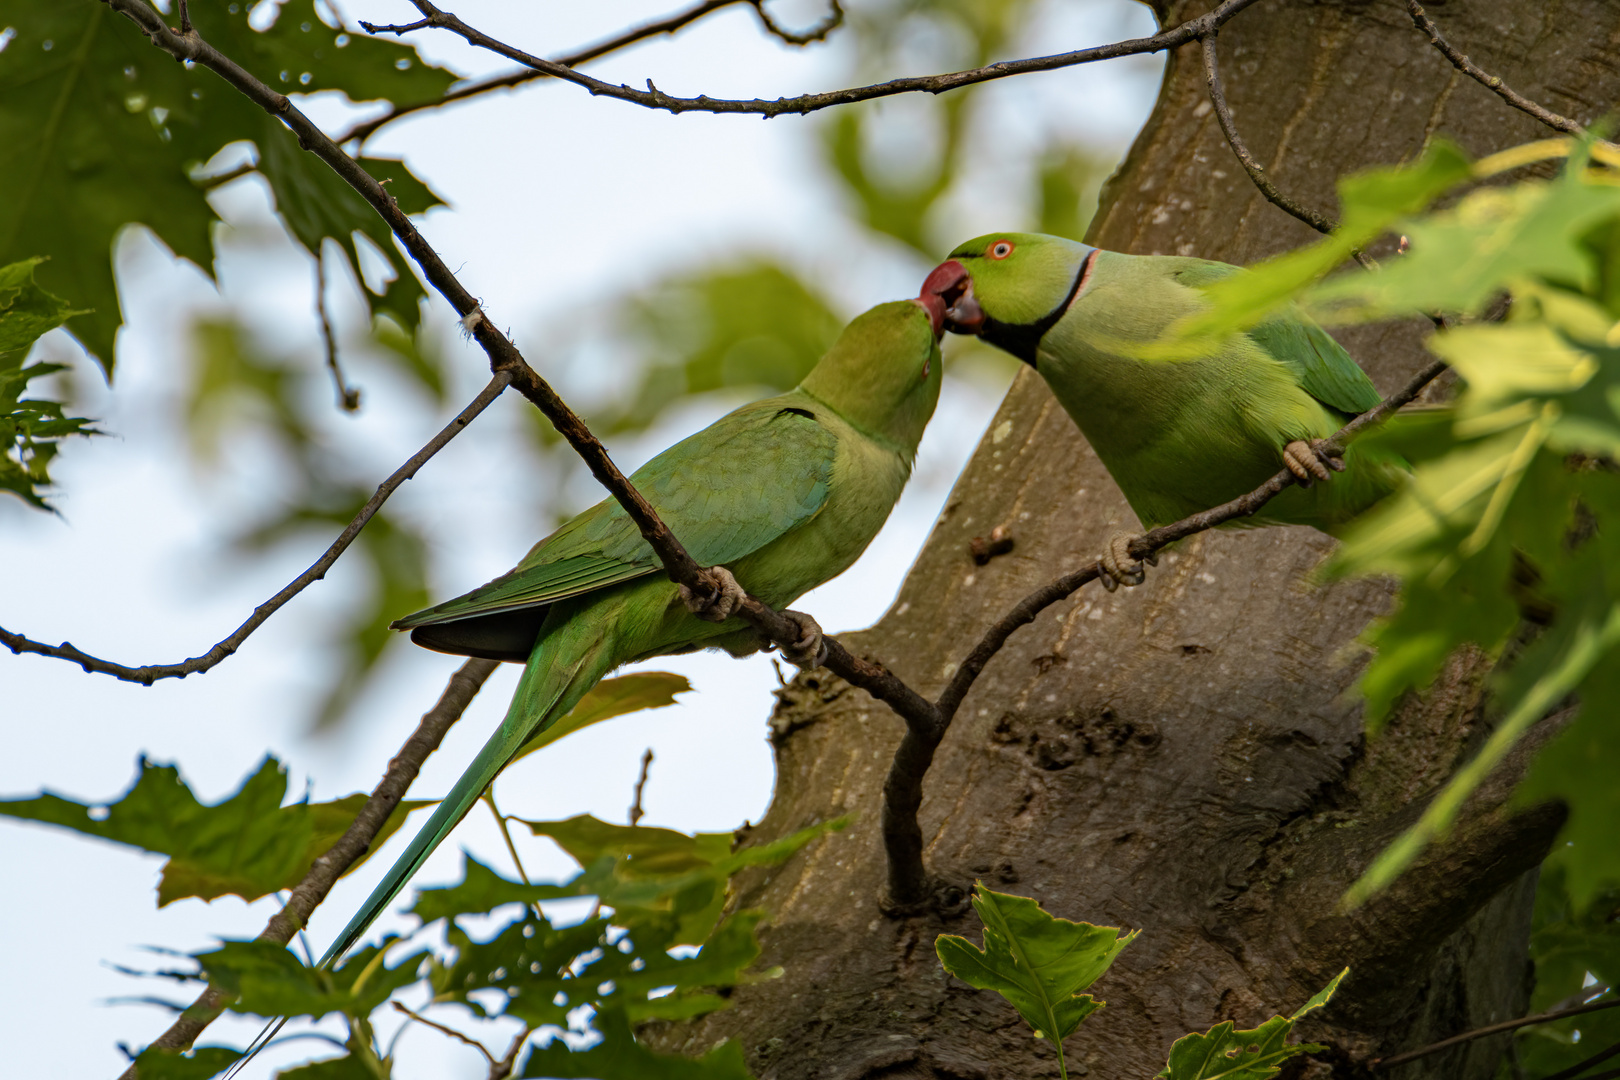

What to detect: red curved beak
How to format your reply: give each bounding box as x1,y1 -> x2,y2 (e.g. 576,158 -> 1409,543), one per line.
921,260 -> 985,335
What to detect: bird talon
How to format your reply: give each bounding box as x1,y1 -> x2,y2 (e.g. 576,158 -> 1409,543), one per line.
777,610 -> 828,670
1283,439 -> 1336,485
680,566 -> 746,623
1099,532 -> 1147,590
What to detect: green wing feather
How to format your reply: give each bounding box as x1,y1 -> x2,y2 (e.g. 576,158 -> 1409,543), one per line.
395,400 -> 837,630
1174,259 -> 1381,417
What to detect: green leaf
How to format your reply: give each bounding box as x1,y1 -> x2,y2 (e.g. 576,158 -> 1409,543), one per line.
1519,646 -> 1620,911
1158,970 -> 1345,1080
408,854 -> 580,925
1345,576 -> 1620,909
0,756 -> 428,905
199,936 -> 428,1020
432,910 -> 604,1026
274,1053 -> 375,1080
1307,164 -> 1620,322
129,1046 -> 242,1080
255,124 -> 444,332
519,814 -> 848,944
0,0 -> 452,367
0,257 -> 95,508
518,1007 -> 755,1080
936,883 -> 1135,1076
508,671 -> 691,766
1154,141 -> 1472,351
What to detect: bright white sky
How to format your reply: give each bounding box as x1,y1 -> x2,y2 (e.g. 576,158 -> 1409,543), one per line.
0,2 -> 1161,1075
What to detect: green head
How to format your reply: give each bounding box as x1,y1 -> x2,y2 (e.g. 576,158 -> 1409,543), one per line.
798,299 -> 943,454
924,232 -> 1098,365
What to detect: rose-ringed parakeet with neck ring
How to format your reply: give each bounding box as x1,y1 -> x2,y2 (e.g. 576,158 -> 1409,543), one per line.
925,232 -> 1404,589
316,291 -> 951,973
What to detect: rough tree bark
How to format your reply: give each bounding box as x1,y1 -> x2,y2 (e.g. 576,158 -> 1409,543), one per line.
646,3 -> 1620,1078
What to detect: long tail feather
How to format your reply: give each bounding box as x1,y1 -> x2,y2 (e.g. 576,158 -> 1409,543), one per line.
226,638 -> 604,1079
319,649 -> 590,967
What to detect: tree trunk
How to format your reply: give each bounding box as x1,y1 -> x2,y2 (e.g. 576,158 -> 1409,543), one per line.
647,3 -> 1616,1077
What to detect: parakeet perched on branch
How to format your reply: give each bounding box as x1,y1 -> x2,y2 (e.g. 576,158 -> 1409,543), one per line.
321,293 -> 949,968
926,232 -> 1404,588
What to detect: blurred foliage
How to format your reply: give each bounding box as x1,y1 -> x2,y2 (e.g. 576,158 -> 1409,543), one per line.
0,257 -> 94,508
186,314 -> 442,731
0,0 -> 452,370
103,743 -> 847,1078
1170,137 -> 1620,966
580,262 -> 846,441
0,755 -> 428,905
1509,863 -> 1620,1080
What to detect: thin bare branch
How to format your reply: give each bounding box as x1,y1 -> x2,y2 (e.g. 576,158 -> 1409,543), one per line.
750,0 -> 843,46
391,1001 -> 498,1065
1406,0 -> 1599,141
342,0 -> 754,144
1371,995 -> 1620,1070
2,373 -> 509,684
119,658 -> 499,1075
97,0 -> 894,719
1200,33 -> 1337,235
315,253 -> 362,412
629,748 -> 654,825
374,0 -> 1267,121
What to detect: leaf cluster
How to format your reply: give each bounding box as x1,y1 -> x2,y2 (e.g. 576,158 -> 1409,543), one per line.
0,0 -> 452,370
155,813 -> 841,1078
1152,134 -> 1620,940
0,257 -> 94,507
0,755 -> 426,906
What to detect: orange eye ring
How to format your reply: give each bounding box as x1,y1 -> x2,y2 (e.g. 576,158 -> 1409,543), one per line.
988,240 -> 1014,259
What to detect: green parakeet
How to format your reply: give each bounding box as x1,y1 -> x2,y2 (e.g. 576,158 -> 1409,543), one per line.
925,232 -> 1405,587
322,296 -> 947,967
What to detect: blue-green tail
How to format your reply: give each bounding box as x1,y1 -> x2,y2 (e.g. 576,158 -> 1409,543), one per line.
320,644 -> 599,966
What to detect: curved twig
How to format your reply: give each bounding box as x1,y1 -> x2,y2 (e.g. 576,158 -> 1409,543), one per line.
1200,33 -> 1338,236
342,0 -> 755,144
377,0 -> 1267,120
2,374 -> 510,684
118,658 -> 500,1077
1406,0 -> 1599,142
750,0 -> 843,46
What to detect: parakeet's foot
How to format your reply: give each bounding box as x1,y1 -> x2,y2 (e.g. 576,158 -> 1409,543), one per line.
1099,532 -> 1154,592
681,566 -> 746,623
1283,439 -> 1345,486
777,610 -> 828,670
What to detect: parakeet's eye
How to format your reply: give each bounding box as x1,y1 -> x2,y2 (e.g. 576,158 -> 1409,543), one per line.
988,240 -> 1014,259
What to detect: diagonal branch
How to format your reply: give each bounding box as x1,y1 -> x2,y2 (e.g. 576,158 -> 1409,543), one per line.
878,356 -> 1450,909
2,374 -> 509,684
342,0 -> 756,144
1405,0 -> 1603,142
118,657 -> 500,1076
369,0 -> 1267,120
97,0 -> 910,725
1370,995 -> 1620,1070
